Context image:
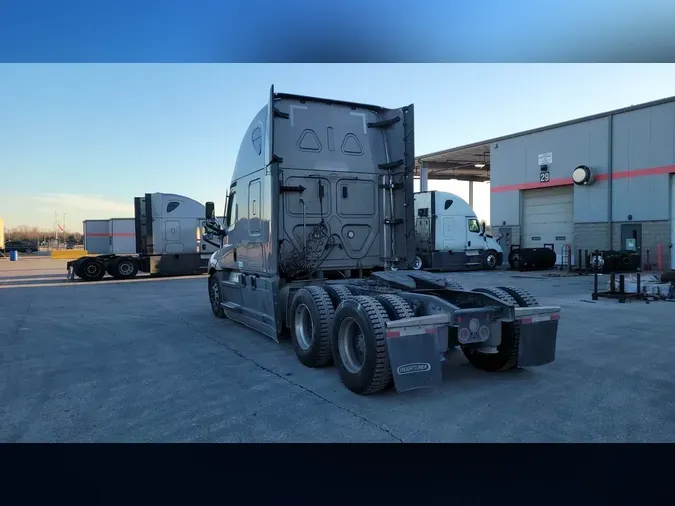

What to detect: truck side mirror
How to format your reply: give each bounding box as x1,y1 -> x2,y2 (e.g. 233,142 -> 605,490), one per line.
205,201 -> 215,220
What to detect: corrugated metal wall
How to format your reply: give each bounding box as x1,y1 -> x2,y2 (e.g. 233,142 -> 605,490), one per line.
490,116 -> 610,225
611,101 -> 675,222
490,99 -> 675,259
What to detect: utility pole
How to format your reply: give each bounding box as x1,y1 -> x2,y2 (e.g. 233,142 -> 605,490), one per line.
63,213 -> 68,244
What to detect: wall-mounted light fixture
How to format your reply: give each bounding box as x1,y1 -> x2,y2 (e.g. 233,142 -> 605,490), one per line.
572,165 -> 595,186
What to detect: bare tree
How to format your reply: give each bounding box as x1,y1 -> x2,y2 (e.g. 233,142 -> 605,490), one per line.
4,226 -> 82,245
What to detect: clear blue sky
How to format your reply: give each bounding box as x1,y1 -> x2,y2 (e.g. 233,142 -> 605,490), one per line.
1,64 -> 675,231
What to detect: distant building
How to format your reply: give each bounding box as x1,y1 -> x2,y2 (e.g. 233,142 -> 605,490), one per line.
417,95 -> 675,270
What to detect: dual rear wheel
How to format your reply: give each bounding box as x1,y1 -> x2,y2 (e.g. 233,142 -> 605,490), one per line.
75,256 -> 139,281
289,286 -> 416,395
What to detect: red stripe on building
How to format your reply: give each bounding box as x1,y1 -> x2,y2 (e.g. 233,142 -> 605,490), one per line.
491,164 -> 675,193
87,232 -> 135,237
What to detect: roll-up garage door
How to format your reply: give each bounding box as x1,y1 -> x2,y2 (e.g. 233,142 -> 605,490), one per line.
521,185 -> 574,256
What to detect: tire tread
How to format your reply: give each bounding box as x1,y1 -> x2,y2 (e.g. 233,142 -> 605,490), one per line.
297,286 -> 335,367
351,295 -> 392,395
496,285 -> 540,307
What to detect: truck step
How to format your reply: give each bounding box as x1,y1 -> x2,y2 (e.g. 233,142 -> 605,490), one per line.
220,301 -> 243,313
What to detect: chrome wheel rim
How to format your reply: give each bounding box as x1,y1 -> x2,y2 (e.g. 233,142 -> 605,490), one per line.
85,263 -> 101,277
338,317 -> 366,373
294,303 -> 313,350
118,261 -> 134,276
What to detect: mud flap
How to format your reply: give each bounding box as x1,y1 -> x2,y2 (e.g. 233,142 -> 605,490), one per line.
385,326 -> 443,393
66,266 -> 75,281
517,313 -> 560,367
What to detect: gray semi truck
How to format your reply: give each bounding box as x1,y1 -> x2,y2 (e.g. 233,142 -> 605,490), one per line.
203,86 -> 561,395
67,193 -> 219,281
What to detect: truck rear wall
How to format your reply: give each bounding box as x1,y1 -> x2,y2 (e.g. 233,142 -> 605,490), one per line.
272,95 -> 415,271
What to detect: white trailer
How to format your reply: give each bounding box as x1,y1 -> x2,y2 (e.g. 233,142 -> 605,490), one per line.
83,218 -> 136,255
413,190 -> 504,271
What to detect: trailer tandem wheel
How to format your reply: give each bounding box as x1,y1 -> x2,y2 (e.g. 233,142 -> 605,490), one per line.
461,287 -> 521,372
332,295 -> 392,395
208,273 -> 226,319
290,286 -> 335,368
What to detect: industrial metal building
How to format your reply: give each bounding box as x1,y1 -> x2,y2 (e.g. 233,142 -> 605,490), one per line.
416,95 -> 675,270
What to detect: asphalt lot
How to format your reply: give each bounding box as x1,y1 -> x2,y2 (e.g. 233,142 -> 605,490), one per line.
1,257 -> 674,442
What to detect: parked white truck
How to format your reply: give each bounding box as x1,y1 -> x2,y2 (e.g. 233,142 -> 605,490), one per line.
413,190 -> 503,271
67,192 -> 220,281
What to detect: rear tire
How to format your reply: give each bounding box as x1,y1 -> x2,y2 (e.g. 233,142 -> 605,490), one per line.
375,293 -> 415,320
209,273 -> 226,319
471,287 -> 519,307
508,249 -> 521,270
110,257 -> 139,280
332,296 -> 392,395
375,294 -> 415,389
77,258 -> 105,281
290,286 -> 335,368
324,284 -> 353,308
461,287 -> 520,372
496,286 -> 540,307
412,256 -> 424,270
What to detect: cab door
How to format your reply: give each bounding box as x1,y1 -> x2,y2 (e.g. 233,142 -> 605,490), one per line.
466,217 -> 482,251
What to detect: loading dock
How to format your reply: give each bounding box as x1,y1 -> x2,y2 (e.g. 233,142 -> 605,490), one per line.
521,186 -> 574,257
